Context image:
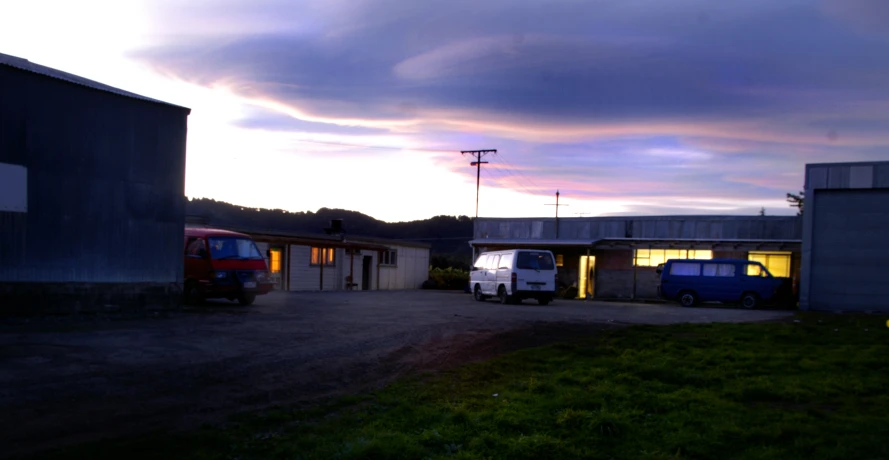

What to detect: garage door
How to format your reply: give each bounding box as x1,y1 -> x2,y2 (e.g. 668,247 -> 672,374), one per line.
810,189 -> 889,311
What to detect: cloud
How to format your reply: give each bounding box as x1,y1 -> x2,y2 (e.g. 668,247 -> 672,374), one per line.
129,0 -> 889,217
234,107 -> 390,135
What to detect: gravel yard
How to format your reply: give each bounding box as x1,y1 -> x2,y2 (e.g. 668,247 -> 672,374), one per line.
0,290 -> 791,458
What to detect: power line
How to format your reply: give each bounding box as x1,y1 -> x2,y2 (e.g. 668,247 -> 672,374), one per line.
492,151 -> 546,193
485,162 -> 538,197
461,149 -> 495,218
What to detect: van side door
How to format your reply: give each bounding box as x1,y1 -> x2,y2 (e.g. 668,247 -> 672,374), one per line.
496,252 -> 514,293
184,236 -> 209,282
741,262 -> 773,300
483,254 -> 499,295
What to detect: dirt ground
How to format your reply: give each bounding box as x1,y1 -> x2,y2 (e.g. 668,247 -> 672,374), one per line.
0,290 -> 792,459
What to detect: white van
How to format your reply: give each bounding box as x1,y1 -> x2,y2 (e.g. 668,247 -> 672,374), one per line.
470,249 -> 558,305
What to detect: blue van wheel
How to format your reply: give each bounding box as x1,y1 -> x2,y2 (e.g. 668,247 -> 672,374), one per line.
740,292 -> 760,309
679,291 -> 698,307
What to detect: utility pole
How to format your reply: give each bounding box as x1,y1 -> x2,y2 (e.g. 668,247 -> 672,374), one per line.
461,149 -> 495,218
545,190 -> 569,238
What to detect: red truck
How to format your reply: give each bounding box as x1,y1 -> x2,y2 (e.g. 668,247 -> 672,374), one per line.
183,227 -> 274,306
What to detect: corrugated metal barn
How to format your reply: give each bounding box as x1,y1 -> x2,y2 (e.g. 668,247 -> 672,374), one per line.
799,160 -> 889,312
0,52 -> 191,313
471,215 -> 802,301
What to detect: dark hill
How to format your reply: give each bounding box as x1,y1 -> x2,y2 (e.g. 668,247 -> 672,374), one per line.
185,198 -> 474,269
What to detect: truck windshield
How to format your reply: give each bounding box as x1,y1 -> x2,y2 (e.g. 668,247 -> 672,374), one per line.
516,251 -> 555,270
208,237 -> 264,260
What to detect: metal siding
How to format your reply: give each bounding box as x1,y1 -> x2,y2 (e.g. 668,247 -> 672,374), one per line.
810,189 -> 889,311
827,166 -> 850,189
876,164 -> 889,188
0,66 -> 187,283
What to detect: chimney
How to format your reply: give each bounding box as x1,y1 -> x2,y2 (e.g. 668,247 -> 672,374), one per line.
324,219 -> 344,235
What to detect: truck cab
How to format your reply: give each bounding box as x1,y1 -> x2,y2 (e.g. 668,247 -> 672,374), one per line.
183,227 -> 274,306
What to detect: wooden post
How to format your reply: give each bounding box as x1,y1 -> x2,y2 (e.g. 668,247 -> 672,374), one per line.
349,248 -> 355,290
319,248 -> 325,291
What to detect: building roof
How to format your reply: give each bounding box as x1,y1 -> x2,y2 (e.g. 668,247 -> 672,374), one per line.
0,52 -> 191,112
470,237 -> 802,251
346,235 -> 433,249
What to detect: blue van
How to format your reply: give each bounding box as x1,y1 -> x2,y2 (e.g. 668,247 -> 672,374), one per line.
656,258 -> 792,309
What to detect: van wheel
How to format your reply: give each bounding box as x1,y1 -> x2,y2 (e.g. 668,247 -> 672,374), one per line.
678,291 -> 698,307
184,281 -> 203,306
740,292 -> 760,309
238,293 -> 256,306
538,298 -> 550,306
498,286 -> 511,305
473,285 -> 487,302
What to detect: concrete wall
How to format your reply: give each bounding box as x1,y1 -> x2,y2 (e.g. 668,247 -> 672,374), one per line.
0,63 -> 189,313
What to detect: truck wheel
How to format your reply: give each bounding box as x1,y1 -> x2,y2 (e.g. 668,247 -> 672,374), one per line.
679,291 -> 698,307
740,292 -> 760,309
498,286 -> 510,305
238,293 -> 256,306
538,297 -> 550,306
473,285 -> 487,302
184,281 -> 203,306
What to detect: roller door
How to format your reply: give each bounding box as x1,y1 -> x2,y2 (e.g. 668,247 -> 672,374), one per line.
809,189 -> 889,311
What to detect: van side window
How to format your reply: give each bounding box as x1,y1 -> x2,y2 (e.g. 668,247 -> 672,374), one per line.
473,256 -> 486,270
745,264 -> 763,277
487,255 -> 500,270
669,262 -> 701,276
499,253 -> 513,269
185,238 -> 206,258
703,263 -> 735,277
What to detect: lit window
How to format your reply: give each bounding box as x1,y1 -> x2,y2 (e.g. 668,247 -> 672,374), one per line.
311,247 -> 336,266
634,249 -> 712,267
556,254 -> 564,267
748,252 -> 791,278
269,249 -> 281,274
381,249 -> 398,267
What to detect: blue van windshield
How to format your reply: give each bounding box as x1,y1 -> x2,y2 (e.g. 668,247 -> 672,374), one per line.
516,251 -> 555,270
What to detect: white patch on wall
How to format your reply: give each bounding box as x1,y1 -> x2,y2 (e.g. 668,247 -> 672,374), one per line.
0,163 -> 27,212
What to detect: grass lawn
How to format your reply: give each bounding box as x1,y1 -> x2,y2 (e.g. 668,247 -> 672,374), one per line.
49,313 -> 889,460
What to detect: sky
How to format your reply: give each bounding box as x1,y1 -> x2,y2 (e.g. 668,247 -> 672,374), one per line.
2,0 -> 888,222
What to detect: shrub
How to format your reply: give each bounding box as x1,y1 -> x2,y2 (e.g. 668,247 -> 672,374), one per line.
425,267 -> 469,290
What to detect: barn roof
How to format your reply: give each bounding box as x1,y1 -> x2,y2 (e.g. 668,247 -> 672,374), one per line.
0,51 -> 190,112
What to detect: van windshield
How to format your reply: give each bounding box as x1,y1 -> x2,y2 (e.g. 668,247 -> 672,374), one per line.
516,251 -> 555,270
208,237 -> 264,260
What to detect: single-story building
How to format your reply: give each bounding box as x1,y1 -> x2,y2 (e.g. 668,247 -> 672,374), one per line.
471,215 -> 802,300
186,218 -> 431,292
799,160 -> 889,312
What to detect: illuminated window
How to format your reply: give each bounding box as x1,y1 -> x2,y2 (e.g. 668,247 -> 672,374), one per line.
748,252 -> 791,277
634,249 -> 712,267
269,249 -> 282,274
556,254 -> 564,267
310,247 -> 336,266
381,249 -> 398,266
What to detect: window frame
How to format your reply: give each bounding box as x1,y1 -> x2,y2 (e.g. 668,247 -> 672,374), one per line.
269,248 -> 282,274
634,248 -> 712,267
310,247 -> 336,266
380,249 -> 398,267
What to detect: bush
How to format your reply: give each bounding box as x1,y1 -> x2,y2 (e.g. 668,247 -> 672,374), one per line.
425,267 -> 469,290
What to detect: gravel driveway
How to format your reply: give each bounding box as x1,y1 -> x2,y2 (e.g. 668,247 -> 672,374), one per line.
0,290 -> 792,458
